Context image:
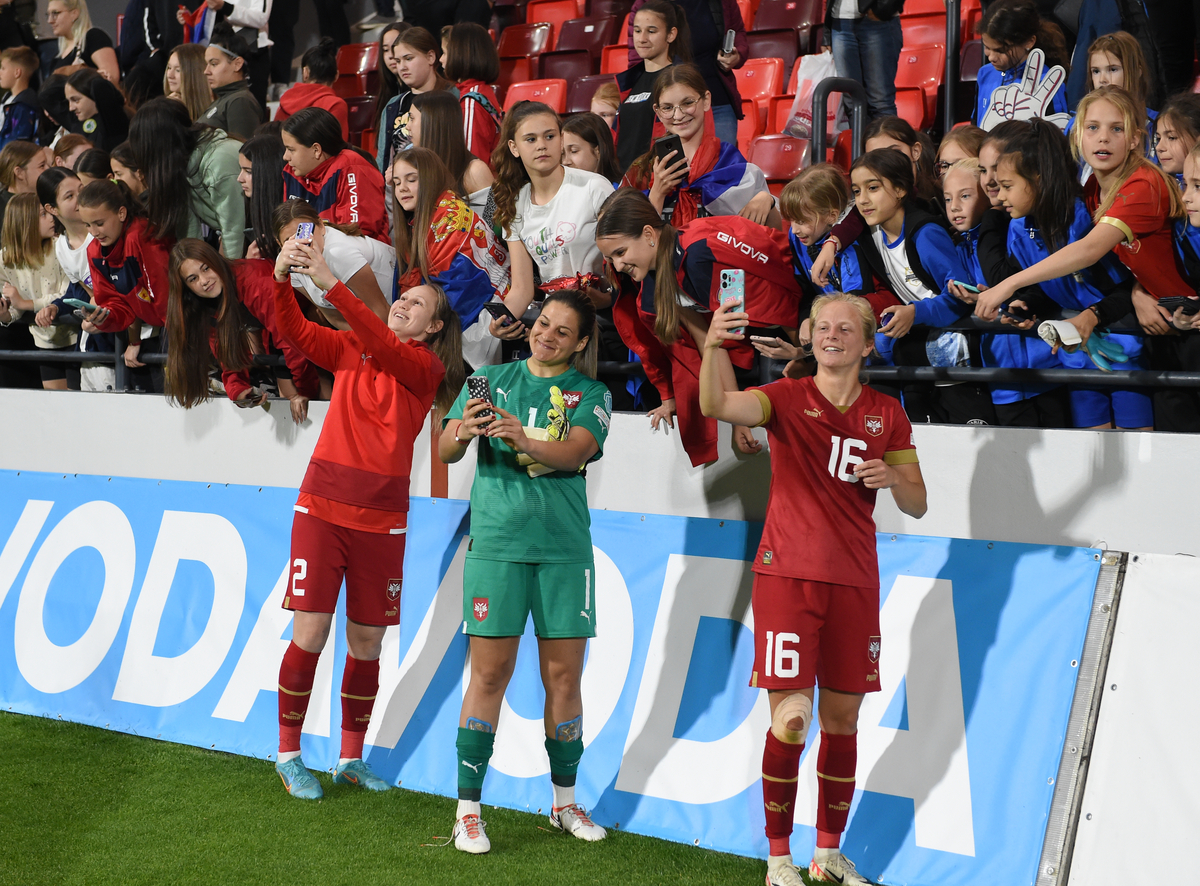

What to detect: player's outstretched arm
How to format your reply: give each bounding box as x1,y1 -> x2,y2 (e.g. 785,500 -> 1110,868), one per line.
854,460 -> 927,518
699,300 -> 767,427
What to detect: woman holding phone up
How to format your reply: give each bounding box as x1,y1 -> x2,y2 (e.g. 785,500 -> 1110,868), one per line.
438,289 -> 612,855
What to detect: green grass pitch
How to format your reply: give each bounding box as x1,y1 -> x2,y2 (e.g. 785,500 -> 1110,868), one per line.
0,711 -> 802,886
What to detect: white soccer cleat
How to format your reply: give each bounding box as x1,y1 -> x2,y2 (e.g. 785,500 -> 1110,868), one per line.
765,854 -> 805,886
550,804 -> 607,842
809,851 -> 875,885
453,813 -> 491,854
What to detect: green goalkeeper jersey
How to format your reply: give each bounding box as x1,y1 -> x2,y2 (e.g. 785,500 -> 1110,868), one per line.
446,359 -> 612,563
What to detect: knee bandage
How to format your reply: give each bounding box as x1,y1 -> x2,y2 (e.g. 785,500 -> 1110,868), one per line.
771,693 -> 812,744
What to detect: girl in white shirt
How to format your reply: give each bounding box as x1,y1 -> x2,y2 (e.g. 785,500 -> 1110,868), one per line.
490,101 -> 615,320
272,198 -> 394,332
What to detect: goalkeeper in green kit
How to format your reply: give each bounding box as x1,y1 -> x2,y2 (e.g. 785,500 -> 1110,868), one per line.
438,290 -> 613,855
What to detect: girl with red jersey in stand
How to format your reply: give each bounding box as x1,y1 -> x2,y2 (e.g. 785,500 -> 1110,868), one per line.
595,187 -> 801,466
267,228 -> 464,801
164,238 -> 319,424
700,293 -> 927,886
444,23 -> 503,168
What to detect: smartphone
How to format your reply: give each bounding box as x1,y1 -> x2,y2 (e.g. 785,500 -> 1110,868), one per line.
64,297 -> 95,312
466,375 -> 494,422
720,268 -> 746,337
951,280 -> 981,294
722,29 -> 736,54
653,133 -> 686,167
295,222 -> 315,242
1157,296 -> 1200,315
746,324 -> 786,340
1000,302 -> 1032,322
482,301 -> 517,326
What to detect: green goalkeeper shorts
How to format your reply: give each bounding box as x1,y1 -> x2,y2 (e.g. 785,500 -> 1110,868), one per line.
462,557 -> 597,638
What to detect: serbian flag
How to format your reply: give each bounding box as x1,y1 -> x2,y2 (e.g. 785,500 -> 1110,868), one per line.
179,4 -> 212,44
396,192 -> 511,330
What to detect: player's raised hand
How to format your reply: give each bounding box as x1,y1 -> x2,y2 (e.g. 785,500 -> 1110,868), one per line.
704,298 -> 748,349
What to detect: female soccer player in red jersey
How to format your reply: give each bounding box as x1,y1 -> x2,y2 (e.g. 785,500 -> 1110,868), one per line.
699,293 -> 927,886
267,232 -> 464,801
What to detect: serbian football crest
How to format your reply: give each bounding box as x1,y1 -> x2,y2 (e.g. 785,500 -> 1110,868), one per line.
385,577 -> 402,601
473,597 -> 489,621
868,635 -> 881,663
561,391 -> 582,409
865,415 -> 883,437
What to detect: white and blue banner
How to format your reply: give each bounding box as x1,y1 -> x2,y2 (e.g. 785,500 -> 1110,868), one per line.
0,470 -> 1100,885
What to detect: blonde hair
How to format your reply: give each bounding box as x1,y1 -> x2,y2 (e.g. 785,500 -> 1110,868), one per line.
1,193 -> 53,269
1072,86 -> 1184,223
53,0 -> 94,58
779,163 -> 851,224
944,157 -> 982,181
592,81 -> 619,112
164,44 -> 214,121
1087,31 -> 1151,110
938,125 -> 986,163
810,293 -> 877,356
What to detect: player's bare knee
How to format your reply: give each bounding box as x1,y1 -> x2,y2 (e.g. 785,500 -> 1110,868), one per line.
292,612 -> 333,653
771,692 -> 812,744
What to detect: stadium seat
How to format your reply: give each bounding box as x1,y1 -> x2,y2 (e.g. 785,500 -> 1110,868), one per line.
752,0 -> 824,53
334,43 -> 380,99
738,99 -> 762,156
748,134 -> 810,196
503,78 -> 569,112
962,0 -> 982,43
601,44 -> 629,73
961,39 -> 983,82
498,23 -> 553,87
735,57 -> 784,125
526,0 -> 578,48
766,94 -> 795,134
576,0 -> 587,14
346,95 -> 375,145
567,74 -> 615,112
832,128 -> 853,171
895,88 -> 927,130
900,13 -> 948,50
902,0 -> 945,13
555,15 -> 619,57
745,30 -> 800,75
540,49 -> 594,80
735,0 -> 758,29
617,12 -> 630,44
895,43 -> 945,128
589,0 -> 632,18
361,128 -> 376,154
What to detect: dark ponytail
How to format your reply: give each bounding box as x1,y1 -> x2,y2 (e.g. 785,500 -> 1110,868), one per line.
542,288 -> 599,378
240,134 -> 285,259
997,117 -> 1078,251
37,167 -> 77,235
282,107 -> 349,157
77,177 -> 145,219
301,37 -> 338,86
864,116 -> 940,206
595,187 -> 682,345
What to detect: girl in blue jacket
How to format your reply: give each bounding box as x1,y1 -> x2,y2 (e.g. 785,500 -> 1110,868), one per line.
974,0 -> 1071,126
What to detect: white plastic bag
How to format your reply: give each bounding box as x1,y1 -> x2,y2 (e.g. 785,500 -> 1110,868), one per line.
784,51 -> 842,140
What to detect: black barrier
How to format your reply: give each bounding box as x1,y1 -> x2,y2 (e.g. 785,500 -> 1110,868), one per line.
945,0 -> 961,133
811,77 -> 868,167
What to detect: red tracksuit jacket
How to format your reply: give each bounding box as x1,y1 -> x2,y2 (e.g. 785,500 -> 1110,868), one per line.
89,216 -> 173,332
282,150 -> 390,244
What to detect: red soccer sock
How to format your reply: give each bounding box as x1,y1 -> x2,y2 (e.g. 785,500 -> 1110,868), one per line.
762,729 -> 805,857
816,730 -> 857,849
339,654 -> 380,760
278,641 -> 320,754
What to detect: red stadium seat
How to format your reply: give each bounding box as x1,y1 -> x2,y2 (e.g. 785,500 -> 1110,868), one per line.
752,0 -> 824,53
900,13 -> 948,50
962,0 -> 982,43
766,94 -> 795,134
832,128 -> 853,171
589,0 -> 633,18
895,88 -> 927,129
556,15 -> 619,57
748,134 -> 810,196
961,40 -> 983,82
346,95 -> 375,139
745,30 -> 800,76
334,43 -> 380,98
498,23 -> 553,87
567,73 -> 617,112
576,0 -> 587,14
736,0 -> 759,30
362,128 -> 376,154
738,99 -> 762,156
601,43 -> 629,73
617,12 -> 630,45
503,78 -> 569,113
895,43 -> 945,128
526,0 -> 578,48
540,49 -> 594,80
902,0 -> 946,14
735,57 -> 784,123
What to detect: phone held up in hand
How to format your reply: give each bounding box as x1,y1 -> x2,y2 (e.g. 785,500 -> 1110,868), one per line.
720,268 -> 746,337
466,376 -> 495,423
654,133 -> 686,167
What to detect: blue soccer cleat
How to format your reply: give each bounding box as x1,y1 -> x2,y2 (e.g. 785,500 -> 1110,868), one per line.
333,759 -> 391,792
276,757 -> 323,800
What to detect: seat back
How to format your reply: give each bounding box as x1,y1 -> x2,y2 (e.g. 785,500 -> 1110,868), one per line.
337,43 -> 379,76
567,74 -> 618,112
735,0 -> 759,29
497,22 -> 553,58
539,50 -> 595,81
745,30 -> 800,74
960,39 -> 983,83
748,134 -> 810,195
737,99 -> 762,156
555,15 -> 618,56
526,0 -> 579,48
503,78 -> 569,113
900,13 -> 948,49
600,44 -> 629,73
346,95 -> 376,139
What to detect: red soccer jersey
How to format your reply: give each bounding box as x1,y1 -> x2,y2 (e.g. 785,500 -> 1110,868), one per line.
1084,167 -> 1190,300
749,376 -> 917,588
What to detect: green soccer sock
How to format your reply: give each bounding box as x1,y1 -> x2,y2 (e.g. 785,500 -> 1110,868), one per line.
544,736 -> 584,788
456,726 -> 496,801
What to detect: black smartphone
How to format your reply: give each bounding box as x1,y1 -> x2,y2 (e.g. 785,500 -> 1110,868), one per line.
654,133 -> 686,166
1157,296 -> 1200,315
482,301 -> 517,326
722,29 -> 735,54
466,376 -> 494,421
1000,303 -> 1032,322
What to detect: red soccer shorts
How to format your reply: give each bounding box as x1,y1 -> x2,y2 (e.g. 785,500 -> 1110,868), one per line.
284,510 -> 406,626
750,573 -> 881,694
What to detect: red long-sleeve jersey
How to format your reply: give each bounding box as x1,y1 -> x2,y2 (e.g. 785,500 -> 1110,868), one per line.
273,276 -> 445,533
282,150 -> 390,244
215,259 -> 319,402
89,216 -> 173,332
